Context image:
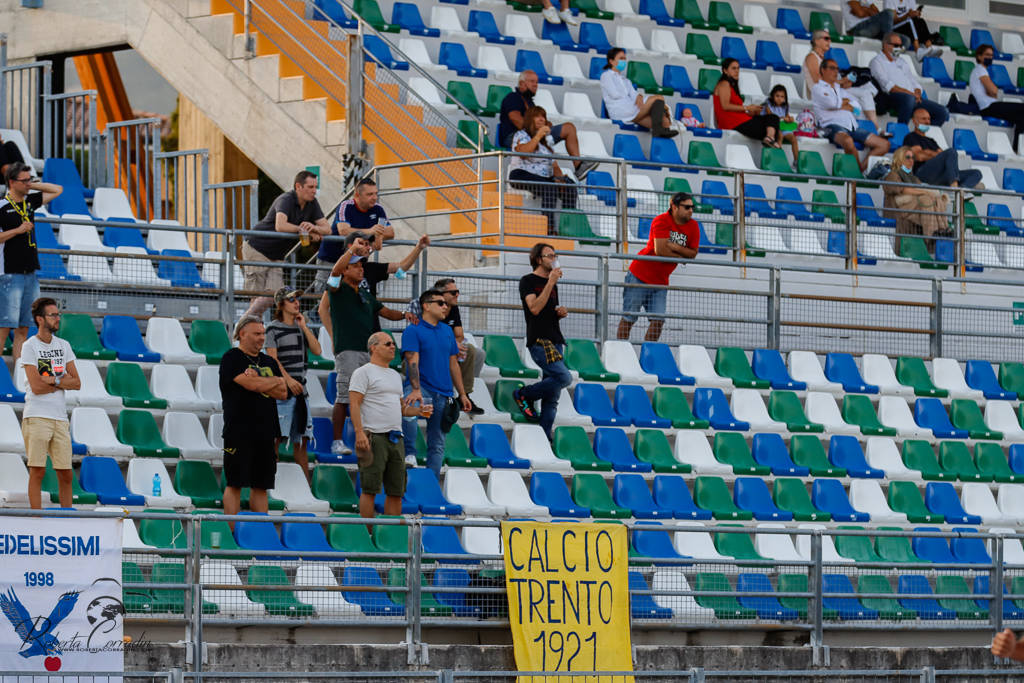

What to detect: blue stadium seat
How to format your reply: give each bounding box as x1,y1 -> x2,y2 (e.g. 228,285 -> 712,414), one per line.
583,170 -> 629,207
363,35 -> 409,70
38,253 -> 80,282
953,129 -> 997,161
751,433 -> 809,477
281,513 -> 334,554
325,371 -> 337,405
825,231 -> 877,265
673,101 -> 720,138
988,64 -> 1023,94
614,473 -> 672,519
743,184 -> 783,218
1010,444 -> 1024,476
42,158 -> 92,216
973,576 -> 1024,619
886,122 -> 909,147
312,0 -> 357,27
823,47 -> 851,71
371,487 -> 418,515
775,186 -> 824,222
392,2 -> 440,36
102,218 -> 147,251
925,483 -> 981,524
470,423 -> 530,468
776,8 -> 811,39
422,520 -> 477,564
911,527 -> 955,563
915,398 -> 968,439
825,352 -> 879,394
823,574 -> 877,619
639,0 -> 684,26
698,222 -> 728,254
463,11 -> 515,44
514,50 -> 563,85
79,456 -> 145,505
898,575 -> 955,619
35,219 -> 68,250
542,21 -> 586,51
629,571 -> 673,618
405,468 -> 463,515
752,349 -> 805,390
700,180 -> 733,214
439,42 -> 486,77
653,475 -> 712,520
594,427 -> 653,472
158,249 -> 216,289
100,315 -> 161,363
951,527 -> 992,564
313,416 -> 357,464
433,568 -> 481,616
636,216 -> 652,240
722,37 -> 763,69
574,383 -> 631,427
985,203 -> 1020,235
921,57 -> 965,88
737,573 -> 800,620
640,342 -> 694,385
828,435 -> 884,478
234,512 -> 288,556
530,471 -> 590,517
812,480 -> 869,522
972,29 -> 1010,60
734,477 -> 793,521
855,193 -> 896,227
755,40 -> 799,73
633,521 -> 691,564
613,134 -> 657,170
693,387 -> 749,430
343,566 -> 405,616
614,385 -> 671,429
663,67 -> 709,99
650,136 -> 685,168
964,360 -> 1016,400
1004,168 -> 1024,194
0,362 -> 25,403
580,23 -> 613,54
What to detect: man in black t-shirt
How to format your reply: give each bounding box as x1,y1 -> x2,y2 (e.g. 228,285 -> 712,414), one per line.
902,107 -> 983,189
243,170 -> 330,317
0,162 -> 62,361
219,315 -> 288,516
513,242 -> 572,439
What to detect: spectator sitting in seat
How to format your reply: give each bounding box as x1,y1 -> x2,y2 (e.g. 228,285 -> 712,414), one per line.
903,106 -> 983,189
600,48 -> 678,138
870,32 -> 949,125
843,1 -> 893,40
883,145 -> 950,254
970,43 -> 1024,153
813,58 -> 890,171
762,85 -> 801,167
804,29 -> 884,132
508,106 -> 578,236
499,70 -> 597,180
885,0 -> 943,60
714,58 -> 784,151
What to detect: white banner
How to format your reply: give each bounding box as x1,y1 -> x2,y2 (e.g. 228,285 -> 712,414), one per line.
0,517 -> 123,679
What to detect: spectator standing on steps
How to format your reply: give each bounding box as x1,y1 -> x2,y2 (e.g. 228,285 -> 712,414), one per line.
265,287 -> 322,483
1,162 -> 62,362
617,192 -> 698,343
220,315 -> 287,517
242,170 -> 330,318
512,243 -> 573,440
20,297 -> 80,509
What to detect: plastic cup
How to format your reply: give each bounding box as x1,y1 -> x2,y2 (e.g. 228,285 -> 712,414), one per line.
299,228 -> 311,247
210,531 -> 221,549
421,396 -> 434,418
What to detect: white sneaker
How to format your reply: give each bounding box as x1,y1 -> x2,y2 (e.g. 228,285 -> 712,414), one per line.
542,6 -> 561,23
559,9 -> 578,25
405,455 -> 418,467
331,439 -> 351,455
915,46 -> 932,60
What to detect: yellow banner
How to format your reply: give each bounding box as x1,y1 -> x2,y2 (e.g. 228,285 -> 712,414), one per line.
501,521 -> 634,681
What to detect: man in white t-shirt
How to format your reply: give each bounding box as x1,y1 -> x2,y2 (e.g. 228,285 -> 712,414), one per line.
18,297 -> 81,508
348,331 -> 428,519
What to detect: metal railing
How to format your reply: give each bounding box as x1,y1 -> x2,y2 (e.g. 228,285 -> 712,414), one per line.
101,117 -> 163,222
0,58 -> 50,155
43,88 -> 100,185
154,148 -> 210,231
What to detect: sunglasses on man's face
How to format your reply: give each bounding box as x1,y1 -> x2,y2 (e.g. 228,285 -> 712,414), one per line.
428,299 -> 449,307
380,341 -> 396,347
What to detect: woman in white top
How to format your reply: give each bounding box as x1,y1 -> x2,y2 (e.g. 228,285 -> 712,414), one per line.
599,48 -> 677,138
803,30 -> 883,131
508,105 -> 577,235
970,43 -> 1024,152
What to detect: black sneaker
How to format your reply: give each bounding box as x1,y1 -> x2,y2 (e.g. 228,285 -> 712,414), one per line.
467,399 -> 485,416
575,159 -> 599,181
512,387 -> 540,422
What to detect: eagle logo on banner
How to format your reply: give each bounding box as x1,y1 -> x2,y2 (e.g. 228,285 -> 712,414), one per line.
0,588 -> 80,669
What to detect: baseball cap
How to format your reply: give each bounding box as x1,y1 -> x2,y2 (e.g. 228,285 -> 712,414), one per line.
274,287 -> 303,308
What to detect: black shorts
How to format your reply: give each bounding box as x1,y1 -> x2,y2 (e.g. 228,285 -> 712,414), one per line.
223,436 -> 278,491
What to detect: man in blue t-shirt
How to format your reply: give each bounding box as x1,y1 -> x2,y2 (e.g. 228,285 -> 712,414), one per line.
312,178 -> 393,291
400,288 -> 472,477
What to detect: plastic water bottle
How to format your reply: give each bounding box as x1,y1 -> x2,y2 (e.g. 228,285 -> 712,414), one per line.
152,473 -> 161,497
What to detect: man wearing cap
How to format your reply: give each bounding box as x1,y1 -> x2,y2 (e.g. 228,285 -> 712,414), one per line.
318,245 -> 405,456
219,315 -> 288,516
265,287 -> 322,482
312,230 -> 430,311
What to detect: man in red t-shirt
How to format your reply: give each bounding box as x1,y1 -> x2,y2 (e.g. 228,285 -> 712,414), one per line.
617,192 -> 699,342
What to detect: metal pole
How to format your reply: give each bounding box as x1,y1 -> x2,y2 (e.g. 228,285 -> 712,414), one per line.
224,193 -> 236,322
809,531 -> 824,666
88,95 -> 98,188
347,29 -> 364,161
615,160 -> 628,253
956,188 -> 966,279
407,520 -> 424,665
244,0 -> 255,56
0,34 -> 8,129
734,170 -> 745,263
768,266 -> 781,350
39,62 -> 51,160
189,516 -> 203,675
930,278 -> 942,359
201,150 -> 210,251
920,665 -> 936,683
597,254 -> 609,343
846,180 -> 858,271
994,534 -> 1005,634
497,152 -> 506,271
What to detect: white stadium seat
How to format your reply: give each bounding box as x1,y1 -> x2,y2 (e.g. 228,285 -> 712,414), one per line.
126,458 -> 192,508
532,88 -> 561,119
431,6 -> 470,36
864,437 -> 916,480
207,413 -> 225,450
443,470 -> 505,516
755,523 -> 804,562
862,354 -> 914,397
461,520 -> 503,565
163,411 -> 221,460
64,359 -> 121,408
0,128 -> 43,172
294,564 -> 361,616
677,344 -> 731,388
486,471 -> 547,517
789,351 -> 844,393
94,507 -> 156,551
60,215 -> 110,252
195,365 -> 223,405
398,38 -> 441,71
989,527 -> 1024,565
931,358 -> 984,400
651,569 -> 716,617
151,364 -> 215,412
71,407 -> 134,459
199,562 -> 266,616
148,219 -> 194,253
270,462 -> 330,513
68,243 -> 117,282
0,452 -> 30,506
477,46 -> 515,79
504,14 -> 544,45
848,480 -> 907,524
113,246 -> 170,286
673,521 -> 730,562
962,483 -> 1010,525
804,392 -> 861,435
601,341 -> 658,384
650,29 -> 683,57
0,406 -> 25,453
674,431 -> 731,474
985,401 -> 1024,441
552,53 -> 588,84
730,388 -> 787,432
796,524 -> 852,563
563,92 -> 600,120
997,484 -> 1024,524
92,187 -> 135,220
724,144 -> 757,171
145,317 -> 205,364
878,396 -> 932,439
511,424 -> 572,471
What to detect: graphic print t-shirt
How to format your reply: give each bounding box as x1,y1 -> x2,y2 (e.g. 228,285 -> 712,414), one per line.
218,347 -> 282,441
18,334 -> 76,420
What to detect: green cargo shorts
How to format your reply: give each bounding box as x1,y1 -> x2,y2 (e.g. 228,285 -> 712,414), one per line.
358,431 -> 407,497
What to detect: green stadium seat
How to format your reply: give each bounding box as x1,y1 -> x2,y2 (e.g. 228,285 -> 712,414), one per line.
798,152 -> 833,182
874,526 -> 921,563
138,511 -> 187,550
975,443 -> 1021,483
572,0 -> 613,20
456,120 -> 496,152
768,391 -> 824,432
790,434 -> 846,477
761,147 -> 798,179
627,61 -> 673,95
999,362 -> 1024,396
174,460 -> 223,508
899,236 -> 947,270
964,201 -> 996,235
553,426 -> 614,471
152,562 -> 218,614
652,387 -> 709,429
634,428 -> 690,473
773,478 -> 830,521
694,573 -> 756,618
842,395 -> 898,436
939,26 -> 972,56
482,85 -> 513,117
713,524 -> 767,562
809,10 -> 853,42
354,0 -> 399,31
697,68 -> 720,95
312,466 -> 359,512
41,459 -> 96,504
887,481 -> 943,523
493,379 -> 530,423
566,339 -> 619,381
446,81 -> 484,115
117,409 -> 180,458
688,140 -> 724,172
105,362 -> 168,409
196,517 -> 248,558
938,441 -> 990,482
387,568 -> 453,616
831,153 -> 862,181
559,212 -> 610,244
856,575 -> 916,620
950,399 -> 1003,440
811,190 -> 847,223
895,357 -> 948,397
373,517 -> 411,560
713,223 -> 765,257
306,346 -> 333,371
247,565 -> 315,616
935,575 -> 988,619
1010,577 -> 1024,610
443,428 -> 487,468
713,433 -> 770,475
572,473 -> 631,518
778,574 -> 839,620
328,514 -> 381,560
58,313 -> 116,360
708,1 -> 752,32
901,440 -> 954,481
714,347 -> 768,389
482,335 -> 538,378
122,562 -> 153,613
953,60 -> 974,85
833,525 -> 881,562
188,320 -> 232,364
675,0 -> 715,29
694,476 -> 753,520
220,473 -> 285,510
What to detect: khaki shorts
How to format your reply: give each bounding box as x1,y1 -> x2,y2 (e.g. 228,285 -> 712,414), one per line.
357,432 -> 406,497
241,241 -> 284,294
335,350 -> 371,404
23,417 -> 72,470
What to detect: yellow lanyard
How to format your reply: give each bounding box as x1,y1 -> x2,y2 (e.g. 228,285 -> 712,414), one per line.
5,193 -> 34,247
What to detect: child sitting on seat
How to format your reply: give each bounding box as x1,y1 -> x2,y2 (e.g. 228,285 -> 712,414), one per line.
762,85 -> 800,167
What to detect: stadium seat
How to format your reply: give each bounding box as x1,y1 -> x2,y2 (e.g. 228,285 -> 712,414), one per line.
925,483 -> 981,524
973,575 -> 1024,621
750,433 -> 808,477
59,359 -> 116,409
768,391 -> 824,433
514,50 -> 562,85
715,348 -> 768,389
877,396 -> 931,439
105,362 -> 166,409
573,473 -> 630,518
833,525 -> 884,563
160,412 -> 217,460
812,479 -> 869,522
486,470 -> 547,517
442,470 -> 504,516
421,521 -> 476,564
79,455 -> 145,505
613,473 -> 671,518
663,68 -> 708,101
174,460 -> 223,508
862,354 -> 914,397
529,471 -> 588,518
440,428 -> 487,469
405,468 -> 462,515
721,37 -> 761,69
827,435 -> 883,479
593,427 -> 652,472
687,141 -> 724,173
574,383 -> 629,427
954,129 -> 996,162
0,360 -> 24,403
961,483 -> 1007,525
123,458 -> 189,508
614,385 -> 670,429
922,56 -> 965,87
188,320 -> 232,364
752,349 -> 805,390
652,476 -> 711,521
853,575 -> 915,620
771,478 -> 827,522
200,562 -> 266,616
712,432 -> 769,476
897,574 -> 956,620
788,434 -> 845,478
825,353 -> 878,393
729,389 -> 786,433
693,388 -> 749,431
949,399 -> 1002,440
343,566 -> 405,616
677,345 -> 731,387
626,572 -> 673,619
151,364 -> 213,413
633,428 -> 689,474
985,402 -> 1024,442
694,476 -> 753,520
69,406 -> 132,459
714,524 -> 768,563
694,572 -> 756,619
672,431 -> 729,475
734,477 -> 792,521
841,395 -> 896,437
268,464 -> 328,514
975,443 -> 1022,483
100,315 -> 160,362
600,342 -> 657,385
860,437 -> 912,481
118,411 -> 180,462
638,343 -> 694,385
736,573 -> 799,621
822,574 -> 876,620
471,423 -> 530,469
850,480 -> 908,524
901,439 -> 955,482
482,336 -> 538,378
58,313 -> 115,360
789,351 -> 843,393
802,393 -> 858,437
552,426 -> 611,471
146,317 -> 205,364
650,387 -> 706,431
291,564 -> 360,617
997,361 -> 1024,398
43,159 -> 92,216
915,398 -> 968,439
508,424 -> 569,471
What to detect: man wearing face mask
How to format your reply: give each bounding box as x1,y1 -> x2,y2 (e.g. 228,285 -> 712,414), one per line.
870,32 -> 948,125
902,107 -> 983,189
970,44 -> 1024,153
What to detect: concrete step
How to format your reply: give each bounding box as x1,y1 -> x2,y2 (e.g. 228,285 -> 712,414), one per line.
230,54 -> 282,101
279,76 -> 304,102
188,13 -> 235,57
281,99 -> 328,145
185,0 -> 213,18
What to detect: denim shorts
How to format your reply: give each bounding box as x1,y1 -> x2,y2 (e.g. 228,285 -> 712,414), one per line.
277,394 -> 312,443
822,124 -> 871,146
621,272 -> 667,324
0,272 -> 40,328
